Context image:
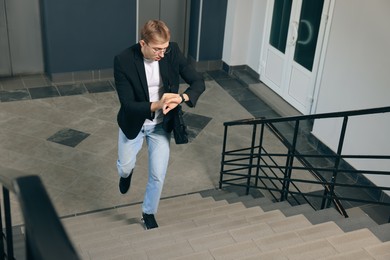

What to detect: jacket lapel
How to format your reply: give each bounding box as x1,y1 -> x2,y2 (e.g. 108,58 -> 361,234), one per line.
133,44 -> 150,100
159,56 -> 171,93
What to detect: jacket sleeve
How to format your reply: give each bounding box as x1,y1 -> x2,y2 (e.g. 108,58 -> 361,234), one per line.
170,43 -> 205,107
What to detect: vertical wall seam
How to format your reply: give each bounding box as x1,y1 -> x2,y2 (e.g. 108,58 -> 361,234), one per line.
196,0 -> 203,61
3,0 -> 13,75
136,0 -> 139,42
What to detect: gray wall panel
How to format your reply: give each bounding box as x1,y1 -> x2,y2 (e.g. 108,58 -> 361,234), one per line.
41,0 -> 137,74
0,0 -> 11,76
160,0 -> 187,52
0,0 -> 44,76
199,0 -> 227,61
139,0 -> 188,53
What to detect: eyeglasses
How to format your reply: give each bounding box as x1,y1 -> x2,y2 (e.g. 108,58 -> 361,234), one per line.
146,42 -> 171,54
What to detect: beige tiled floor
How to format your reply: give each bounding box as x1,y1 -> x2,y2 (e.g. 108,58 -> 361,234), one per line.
0,79 -> 253,225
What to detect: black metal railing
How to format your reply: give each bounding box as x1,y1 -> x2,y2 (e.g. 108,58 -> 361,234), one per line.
219,106 -> 390,220
0,166 -> 79,259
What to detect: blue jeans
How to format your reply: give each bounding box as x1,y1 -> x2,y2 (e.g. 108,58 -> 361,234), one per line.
117,123 -> 171,214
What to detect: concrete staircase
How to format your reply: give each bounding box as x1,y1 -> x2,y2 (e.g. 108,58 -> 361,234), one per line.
59,189 -> 390,260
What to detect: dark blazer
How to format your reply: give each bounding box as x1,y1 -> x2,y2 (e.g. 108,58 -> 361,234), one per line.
114,42 -> 205,140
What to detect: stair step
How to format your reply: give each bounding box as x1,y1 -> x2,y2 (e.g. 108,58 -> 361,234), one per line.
335,213 -> 378,232
321,249 -> 375,260
237,249 -> 288,260
158,193 -> 211,210
129,233 -> 176,251
295,221 -> 344,242
251,196 -> 274,207
209,240 -> 261,260
281,203 -> 315,217
327,228 -> 382,252
246,209 -> 286,224
209,217 -> 250,233
240,198 -> 266,208
225,194 -> 255,204
227,206 -> 264,219
212,191 -> 240,201
171,250 -> 214,260
364,241 -> 390,259
157,220 -> 198,235
281,239 -> 338,260
157,199 -> 228,223
252,221 -> 342,253
192,203 -> 247,226
59,191 -> 390,260
229,222 -> 275,242
305,207 -> 344,225
145,240 -> 194,260
267,214 -> 312,233
260,201 -> 292,212
188,231 -> 236,252
254,230 -> 305,253
87,244 -> 148,260
172,225 -> 215,241
369,223 -> 390,242
199,189 -> 228,198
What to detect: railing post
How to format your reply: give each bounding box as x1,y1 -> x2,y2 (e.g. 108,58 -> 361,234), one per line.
219,125 -> 229,189
245,124 -> 258,195
0,198 -> 4,260
254,123 -> 266,189
3,188 -> 14,260
281,120 -> 300,201
326,116 -> 348,208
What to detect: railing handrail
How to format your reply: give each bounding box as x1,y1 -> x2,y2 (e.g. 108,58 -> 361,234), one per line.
220,105 -> 390,222
0,166 -> 79,259
224,105 -> 390,126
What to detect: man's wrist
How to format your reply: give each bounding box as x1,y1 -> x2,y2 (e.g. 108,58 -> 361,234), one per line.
179,94 -> 185,104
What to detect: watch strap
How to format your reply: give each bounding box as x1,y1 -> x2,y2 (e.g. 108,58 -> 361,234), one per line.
179,94 -> 185,104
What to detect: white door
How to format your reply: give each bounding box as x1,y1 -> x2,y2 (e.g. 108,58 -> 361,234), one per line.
260,0 -> 332,114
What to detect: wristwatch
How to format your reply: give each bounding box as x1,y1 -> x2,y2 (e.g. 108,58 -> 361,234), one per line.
179,94 -> 185,104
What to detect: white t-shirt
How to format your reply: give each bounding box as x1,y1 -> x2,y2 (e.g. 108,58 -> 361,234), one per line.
143,58 -> 164,125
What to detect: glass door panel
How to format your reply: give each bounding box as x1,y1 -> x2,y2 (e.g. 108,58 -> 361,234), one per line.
269,0 -> 293,53
294,0 -> 324,71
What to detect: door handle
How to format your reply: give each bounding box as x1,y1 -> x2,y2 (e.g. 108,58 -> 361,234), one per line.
288,21 -> 298,46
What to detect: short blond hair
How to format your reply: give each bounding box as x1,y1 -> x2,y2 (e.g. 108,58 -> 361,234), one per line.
140,20 -> 171,44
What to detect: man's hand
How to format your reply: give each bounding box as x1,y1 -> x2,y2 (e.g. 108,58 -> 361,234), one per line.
151,93 -> 187,115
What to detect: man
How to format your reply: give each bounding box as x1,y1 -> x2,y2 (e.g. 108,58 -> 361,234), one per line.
113,20 -> 205,229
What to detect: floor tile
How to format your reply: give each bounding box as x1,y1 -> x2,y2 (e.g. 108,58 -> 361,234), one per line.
22,74 -> 51,87
0,89 -> 31,102
29,86 -> 60,99
84,81 -> 115,93
47,128 -> 90,147
207,70 -> 230,80
183,112 -> 212,129
57,83 -> 88,96
0,77 -> 24,90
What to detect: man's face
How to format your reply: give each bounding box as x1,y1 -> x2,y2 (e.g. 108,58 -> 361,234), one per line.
140,40 -> 170,61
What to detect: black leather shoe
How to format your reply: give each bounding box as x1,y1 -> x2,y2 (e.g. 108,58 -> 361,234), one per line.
119,170 -> 133,194
142,213 -> 158,230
